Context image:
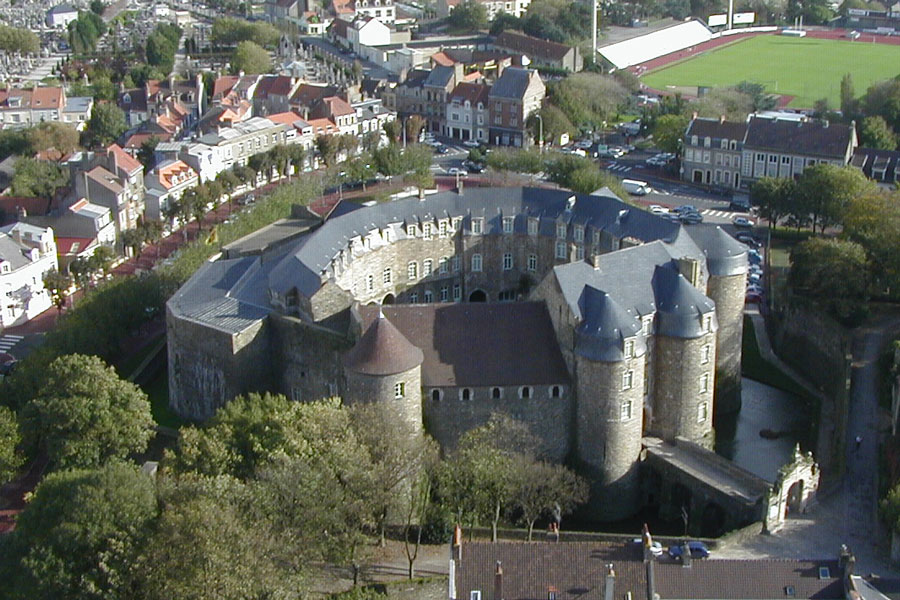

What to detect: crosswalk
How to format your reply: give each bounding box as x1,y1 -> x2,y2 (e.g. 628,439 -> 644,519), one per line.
701,208 -> 739,219
0,335 -> 23,354
608,163 -> 632,173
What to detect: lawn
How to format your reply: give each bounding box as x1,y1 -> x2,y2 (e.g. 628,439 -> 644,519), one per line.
641,35 -> 900,108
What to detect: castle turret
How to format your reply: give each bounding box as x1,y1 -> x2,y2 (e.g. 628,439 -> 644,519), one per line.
343,310 -> 424,437
693,226 -> 748,415
651,265 -> 717,446
574,286 -> 646,521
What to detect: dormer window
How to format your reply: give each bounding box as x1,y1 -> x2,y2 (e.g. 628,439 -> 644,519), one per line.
704,136 -> 711,147
556,223 -> 566,239
691,135 -> 698,146
624,338 -> 635,358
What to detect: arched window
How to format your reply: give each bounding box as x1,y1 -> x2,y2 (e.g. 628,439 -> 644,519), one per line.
550,385 -> 562,398
432,389 -> 442,401
491,387 -> 502,399
460,388 -> 472,401
519,386 -> 532,399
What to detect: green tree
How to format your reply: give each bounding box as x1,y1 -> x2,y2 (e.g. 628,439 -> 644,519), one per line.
448,0 -> 488,32
881,482 -> 900,534
0,406 -> 23,485
83,103 -> 127,148
0,461 -> 157,600
840,73 -> 856,117
88,244 -> 116,278
405,115 -> 426,145
231,40 -> 271,75
25,121 -> 80,155
859,115 -> 898,150
23,354 -> 154,471
43,269 -> 72,313
316,134 -> 341,167
210,17 -> 280,48
861,78 -> 900,132
90,0 -> 105,15
789,237 -> 870,321
750,176 -> 796,228
651,113 -> 690,154
373,143 -> 404,177
797,163 -> 872,233
11,157 -> 69,199
528,104 -> 575,146
0,24 -> 40,54
382,119 -> 402,145
489,10 -> 522,35
511,460 -> 588,541
843,189 -> 900,295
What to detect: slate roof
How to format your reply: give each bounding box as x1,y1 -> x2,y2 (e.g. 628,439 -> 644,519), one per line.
686,226 -> 748,277
85,166 -> 124,194
576,288 -> 645,363
851,147 -> 900,183
48,3 -> 78,14
0,234 -> 31,269
358,302 -> 570,387
267,187 -> 684,298
494,30 -> 572,61
686,117 -> 749,142
344,310 -> 423,375
448,82 -> 490,105
652,263 -> 717,339
489,67 -> 534,99
744,116 -> 855,159
424,65 -> 455,88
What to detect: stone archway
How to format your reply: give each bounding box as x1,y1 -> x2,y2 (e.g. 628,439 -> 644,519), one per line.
469,289 -> 487,302
765,445 -> 820,533
382,293 -> 395,305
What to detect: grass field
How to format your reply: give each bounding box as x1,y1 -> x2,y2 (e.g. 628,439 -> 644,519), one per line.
641,35 -> 900,108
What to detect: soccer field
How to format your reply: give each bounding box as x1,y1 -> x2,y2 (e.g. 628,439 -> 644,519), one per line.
641,35 -> 900,108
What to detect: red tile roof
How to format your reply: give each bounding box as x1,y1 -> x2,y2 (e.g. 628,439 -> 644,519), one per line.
56,237 -> 95,256
107,143 -> 142,175
212,76 -> 240,99
155,160 -> 197,190
267,111 -> 306,125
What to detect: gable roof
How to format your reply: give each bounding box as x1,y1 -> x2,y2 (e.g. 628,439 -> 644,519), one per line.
744,116 -> 855,159
107,143 -> 142,175
424,65 -> 456,88
495,30 -> 573,61
686,117 -> 748,142
489,67 -> 536,99
358,302 -> 570,387
449,82 -> 490,105
85,166 -> 124,194
254,75 -> 297,100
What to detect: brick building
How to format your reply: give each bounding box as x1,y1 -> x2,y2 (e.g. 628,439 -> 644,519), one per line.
487,67 -> 544,147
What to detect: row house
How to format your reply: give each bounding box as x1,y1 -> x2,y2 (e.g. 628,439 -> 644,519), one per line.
0,87 -> 93,130
310,95 -> 359,135
118,75 -> 205,130
69,144 -> 145,247
353,0 -> 396,23
19,198 -> 117,274
154,141 -> 229,184
0,222 -> 58,327
850,147 -> 900,185
487,67 -> 544,147
352,98 -> 394,140
436,0 -> 532,18
197,116 -> 297,171
681,115 -> 858,189
422,64 -> 463,134
145,160 -> 201,224
445,82 -> 490,143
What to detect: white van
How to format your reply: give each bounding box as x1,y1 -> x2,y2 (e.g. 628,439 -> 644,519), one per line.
622,179 -> 650,195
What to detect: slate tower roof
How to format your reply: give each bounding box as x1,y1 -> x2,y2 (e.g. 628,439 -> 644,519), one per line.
343,310 -> 424,375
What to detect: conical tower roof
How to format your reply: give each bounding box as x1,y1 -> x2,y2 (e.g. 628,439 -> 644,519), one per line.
653,265 -> 717,339
343,310 -> 424,376
692,226 -> 749,277
575,286 -> 643,362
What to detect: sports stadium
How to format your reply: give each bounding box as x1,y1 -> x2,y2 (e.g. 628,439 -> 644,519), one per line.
599,19 -> 900,108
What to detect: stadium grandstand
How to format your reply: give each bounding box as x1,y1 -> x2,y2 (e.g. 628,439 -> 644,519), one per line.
599,20 -> 713,70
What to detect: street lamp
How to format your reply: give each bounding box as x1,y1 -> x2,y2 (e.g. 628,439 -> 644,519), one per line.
535,113 -> 544,153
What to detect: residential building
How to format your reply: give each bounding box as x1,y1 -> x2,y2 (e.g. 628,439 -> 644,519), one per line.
265,0 -> 302,21
436,0 -> 532,18
154,141 -> 230,183
46,3 -> 78,28
682,116 -> 749,188
422,64 -> 463,134
850,147 -> 900,185
354,0 -> 396,23
0,222 -> 57,327
352,98 -> 395,139
310,96 -> 359,135
299,12 -> 331,35
144,160 -> 200,223
487,66 -> 544,147
61,96 -> 94,131
381,68 -> 429,116
330,14 -> 392,54
118,75 -> 205,130
0,87 -> 67,129
446,81 -> 490,142
196,116 -> 296,170
493,30 -> 583,72
290,83 -> 341,118
252,75 -> 303,117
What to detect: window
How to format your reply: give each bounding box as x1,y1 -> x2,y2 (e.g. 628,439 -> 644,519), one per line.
720,138 -> 728,149
460,388 -> 472,400
575,245 -> 584,261
406,224 -> 417,237
624,339 -> 635,358
704,136 -> 711,148
698,401 -> 709,423
453,284 -> 461,301
691,135 -> 698,146
550,385 -> 562,398
527,254 -> 537,272
641,316 -> 653,335
756,153 -> 765,161
556,223 -> 566,238
367,274 -> 374,291
701,344 -> 712,365
703,314 -> 713,332
491,387 -> 502,399
409,291 -> 418,303
439,220 -> 448,237
622,370 -> 634,390
574,226 -> 584,242
769,154 -> 778,163
503,253 -> 513,270
408,262 -> 418,280
555,241 -> 567,259
423,223 -> 432,239
528,218 -> 538,235
440,285 -> 449,301
471,592 -> 482,600
451,255 -> 461,272
394,382 -> 405,398
423,259 -> 433,276
519,386 -> 532,399
431,389 -> 442,401
782,155 -> 790,164
700,372 -> 710,394
621,399 -> 633,420
471,218 -> 483,234
502,216 -> 514,233
424,290 -> 433,302
472,254 -> 482,272
452,217 -> 462,231
383,268 -> 392,285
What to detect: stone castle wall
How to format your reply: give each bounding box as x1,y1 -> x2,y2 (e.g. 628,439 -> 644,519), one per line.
575,354 -> 645,521
423,384 -> 572,462
345,366 -> 424,438
706,273 -> 746,415
652,333 -> 716,445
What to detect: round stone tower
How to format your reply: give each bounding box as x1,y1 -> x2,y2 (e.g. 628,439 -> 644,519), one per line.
342,309 -> 425,437
574,287 -> 646,521
652,265 -> 718,446
699,227 -> 748,416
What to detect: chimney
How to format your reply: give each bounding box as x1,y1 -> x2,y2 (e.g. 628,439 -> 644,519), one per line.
591,254 -> 602,270
604,564 -> 615,600
494,561 -> 503,600
719,114 -> 725,124
12,226 -> 21,244
681,542 -> 692,568
452,524 -> 462,562
16,206 -> 26,220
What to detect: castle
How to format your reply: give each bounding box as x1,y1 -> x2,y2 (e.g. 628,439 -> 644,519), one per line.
167,186 -> 748,520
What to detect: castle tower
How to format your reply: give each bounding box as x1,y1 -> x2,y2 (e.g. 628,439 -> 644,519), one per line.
697,227 -> 748,415
342,310 -> 425,437
574,287 -> 646,521
651,266 -> 717,446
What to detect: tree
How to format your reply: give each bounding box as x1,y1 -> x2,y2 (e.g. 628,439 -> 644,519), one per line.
43,269 -> 72,313
316,134 -> 341,167
373,143 -> 404,177
528,104 -> 575,146
83,103 -> 127,148
211,17 -> 280,48
789,237 -> 870,321
231,40 -> 271,75
859,115 -> 898,150
25,121 -> 80,155
796,163 -> 872,233
840,73 -> 856,117
382,119 -> 402,145
881,482 -> 900,534
511,460 -> 588,541
22,354 -> 154,471
652,114 -> 690,154
121,227 -> 144,257
448,0 -> 488,32
88,244 -> 116,278
142,219 -> 165,259
750,176 -> 796,229
11,157 -> 69,199
843,189 -> 900,295
405,115 -> 426,145
90,0 -> 105,14
0,461 -> 157,600
860,78 -> 900,132
0,406 -> 23,485
490,11 -> 522,35
138,135 -> 160,172
0,24 -> 40,54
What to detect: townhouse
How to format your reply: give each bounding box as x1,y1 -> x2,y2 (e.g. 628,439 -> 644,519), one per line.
446,81 -> 490,143
487,66 -> 544,147
0,87 -> 93,130
0,222 -> 58,327
144,160 -> 201,224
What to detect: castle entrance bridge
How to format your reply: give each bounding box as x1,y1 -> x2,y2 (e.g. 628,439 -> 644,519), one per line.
641,437 -> 772,537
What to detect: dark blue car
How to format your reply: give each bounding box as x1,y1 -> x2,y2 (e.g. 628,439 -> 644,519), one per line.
668,541 -> 710,559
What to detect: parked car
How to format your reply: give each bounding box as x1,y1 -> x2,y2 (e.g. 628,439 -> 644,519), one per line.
436,145 -> 450,154
673,205 -> 698,214
735,231 -> 760,245
680,212 -> 703,224
632,539 -> 664,557
733,216 -> 755,228
462,140 -> 480,148
464,161 -> 485,173
648,204 -> 668,215
447,167 -> 468,176
668,541 -> 710,559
